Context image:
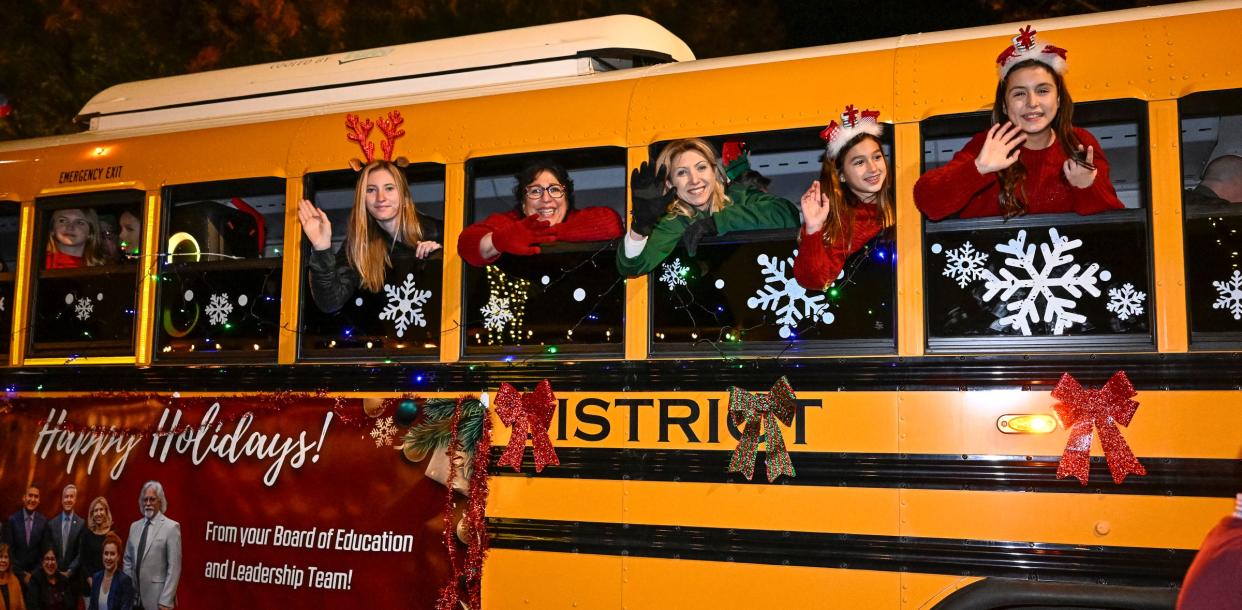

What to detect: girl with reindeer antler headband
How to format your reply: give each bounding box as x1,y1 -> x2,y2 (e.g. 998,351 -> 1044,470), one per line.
792,105 -> 895,291
914,25 -> 1124,220
298,111 -> 444,314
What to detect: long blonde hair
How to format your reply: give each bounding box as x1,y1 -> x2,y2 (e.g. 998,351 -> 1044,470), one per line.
654,138 -> 731,218
818,133 -> 896,248
347,160 -> 424,292
46,207 -> 108,266
87,496 -> 113,534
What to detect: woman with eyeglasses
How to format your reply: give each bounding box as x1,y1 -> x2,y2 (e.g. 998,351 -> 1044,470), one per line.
45,208 -> 108,269
298,159 -> 444,313
617,138 -> 799,276
459,160 -> 623,267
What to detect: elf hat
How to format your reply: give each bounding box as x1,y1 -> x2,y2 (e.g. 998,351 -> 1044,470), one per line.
820,105 -> 883,160
996,25 -> 1068,79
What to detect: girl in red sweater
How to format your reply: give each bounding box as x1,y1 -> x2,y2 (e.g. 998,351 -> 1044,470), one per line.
45,207 -> 107,269
458,160 -> 622,268
793,106 -> 895,291
914,26 -> 1124,220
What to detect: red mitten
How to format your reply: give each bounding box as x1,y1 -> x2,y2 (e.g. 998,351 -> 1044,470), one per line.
492,214 -> 556,256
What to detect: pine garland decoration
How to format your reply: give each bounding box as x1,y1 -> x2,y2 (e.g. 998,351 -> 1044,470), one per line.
402,398 -> 485,462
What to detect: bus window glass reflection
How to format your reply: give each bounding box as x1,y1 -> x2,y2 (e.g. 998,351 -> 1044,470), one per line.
156,177 -> 285,360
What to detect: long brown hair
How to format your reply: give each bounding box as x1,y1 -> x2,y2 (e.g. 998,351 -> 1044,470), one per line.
654,138 -> 731,218
817,133 -> 895,248
347,160 -> 424,292
46,207 -> 108,266
991,59 -> 1087,218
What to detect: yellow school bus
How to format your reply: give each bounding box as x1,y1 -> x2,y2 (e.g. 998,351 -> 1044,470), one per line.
1,3 -> 1240,608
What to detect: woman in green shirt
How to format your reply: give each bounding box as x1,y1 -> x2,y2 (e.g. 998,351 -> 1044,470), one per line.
617,138 -> 799,276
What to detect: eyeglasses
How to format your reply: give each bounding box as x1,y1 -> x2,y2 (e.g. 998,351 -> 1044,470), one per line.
524,185 -> 566,199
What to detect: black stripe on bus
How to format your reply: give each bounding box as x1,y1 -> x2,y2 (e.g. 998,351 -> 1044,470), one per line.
487,518 -> 1194,587
7,352 -> 1242,391
488,447 -> 1241,498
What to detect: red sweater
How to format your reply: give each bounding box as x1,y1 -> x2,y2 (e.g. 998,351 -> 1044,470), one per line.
914,127 -> 1124,220
793,203 -> 886,291
44,250 -> 84,269
457,206 -> 623,268
1178,516 -> 1242,609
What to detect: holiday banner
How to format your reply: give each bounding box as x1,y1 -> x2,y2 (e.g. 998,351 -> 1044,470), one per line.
0,394 -> 453,609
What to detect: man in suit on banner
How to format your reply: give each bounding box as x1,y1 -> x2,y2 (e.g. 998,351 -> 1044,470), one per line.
5,484 -> 48,606
122,481 -> 181,610
47,483 -> 85,599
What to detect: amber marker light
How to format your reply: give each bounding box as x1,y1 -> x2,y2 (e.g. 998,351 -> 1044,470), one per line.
997,414 -> 1059,434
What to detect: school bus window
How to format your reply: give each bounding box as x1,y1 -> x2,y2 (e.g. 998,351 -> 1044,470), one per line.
155,178 -> 284,360
920,101 -> 1154,352
1178,89 -> 1242,348
462,148 -> 625,358
0,203 -> 18,358
299,164 -> 445,360
28,190 -> 144,358
645,129 -> 896,356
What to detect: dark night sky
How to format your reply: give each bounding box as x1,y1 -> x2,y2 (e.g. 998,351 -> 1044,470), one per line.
0,0 -> 1182,140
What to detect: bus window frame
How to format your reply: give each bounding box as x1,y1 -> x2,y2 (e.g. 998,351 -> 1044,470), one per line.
462,146 -> 628,360
153,176 -> 287,362
919,98 -> 1156,354
0,200 -> 19,361
26,189 -> 146,359
296,163 -> 448,362
1177,88 -> 1242,350
645,127 -> 899,357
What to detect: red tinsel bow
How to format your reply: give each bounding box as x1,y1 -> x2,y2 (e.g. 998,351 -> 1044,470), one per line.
727,377 -> 798,482
1051,371 -> 1147,485
494,380 -> 559,473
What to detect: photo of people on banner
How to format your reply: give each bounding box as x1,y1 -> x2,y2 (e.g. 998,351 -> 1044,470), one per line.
0,393 -> 472,609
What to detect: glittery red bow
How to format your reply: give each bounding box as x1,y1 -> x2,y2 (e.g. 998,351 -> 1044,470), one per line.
494,380 -> 559,473
727,377 -> 798,482
1051,371 -> 1147,485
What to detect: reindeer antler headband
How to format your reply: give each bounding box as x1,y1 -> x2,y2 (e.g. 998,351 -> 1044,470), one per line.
345,110 -> 407,170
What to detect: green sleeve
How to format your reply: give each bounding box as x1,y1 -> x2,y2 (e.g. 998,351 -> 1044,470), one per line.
712,185 -> 800,235
616,215 -> 689,277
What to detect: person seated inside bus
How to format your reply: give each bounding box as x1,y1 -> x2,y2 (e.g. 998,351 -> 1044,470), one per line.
298,159 -> 443,313
116,207 -> 141,260
457,160 -> 623,267
1186,119 -> 1242,206
45,208 -> 107,269
97,213 -> 121,265
617,138 -> 799,276
793,107 -> 895,291
913,26 -> 1124,220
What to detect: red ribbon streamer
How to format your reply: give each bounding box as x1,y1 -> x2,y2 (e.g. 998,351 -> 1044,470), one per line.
494,380 -> 559,473
1051,371 -> 1147,485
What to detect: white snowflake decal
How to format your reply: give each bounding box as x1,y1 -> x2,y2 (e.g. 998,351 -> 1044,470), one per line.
979,228 -> 1103,336
369,416 -> 399,448
1106,283 -> 1146,321
205,293 -> 234,326
0,296 -> 5,313
659,258 -> 688,290
942,241 -> 990,288
480,295 -> 513,332
379,273 -> 432,338
74,296 -> 94,321
746,251 -> 833,339
1212,269 -> 1242,320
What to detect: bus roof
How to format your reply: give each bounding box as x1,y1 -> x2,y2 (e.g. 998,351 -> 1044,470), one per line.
75,14 -> 694,133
